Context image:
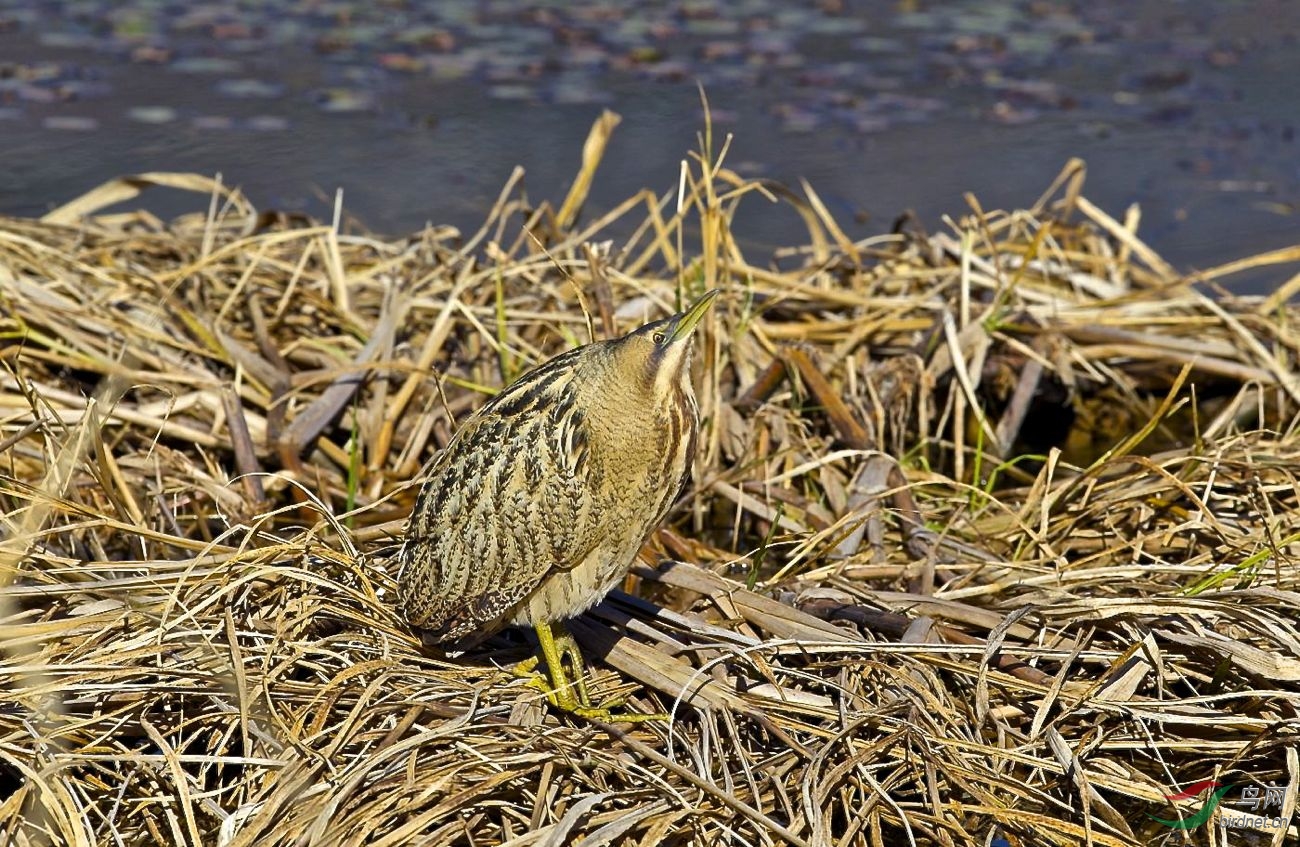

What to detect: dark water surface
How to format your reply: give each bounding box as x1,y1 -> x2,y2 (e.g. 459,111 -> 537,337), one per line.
2,0 -> 1298,290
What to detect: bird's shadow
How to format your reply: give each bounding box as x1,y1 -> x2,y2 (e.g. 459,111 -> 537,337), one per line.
412,604 -> 625,672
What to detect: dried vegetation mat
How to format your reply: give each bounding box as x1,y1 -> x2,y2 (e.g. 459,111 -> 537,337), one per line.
3,119 -> 1300,846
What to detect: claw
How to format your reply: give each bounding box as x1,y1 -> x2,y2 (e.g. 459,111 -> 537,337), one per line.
510,621 -> 667,722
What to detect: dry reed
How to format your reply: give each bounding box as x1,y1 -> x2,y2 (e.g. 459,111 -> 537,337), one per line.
3,113 -> 1299,846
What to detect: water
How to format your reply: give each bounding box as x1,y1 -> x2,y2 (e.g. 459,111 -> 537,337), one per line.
2,0 -> 1298,291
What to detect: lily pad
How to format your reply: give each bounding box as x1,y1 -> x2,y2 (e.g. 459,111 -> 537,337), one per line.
247,115 -> 290,131
312,87 -> 376,113
127,106 -> 178,124
216,78 -> 284,98
172,57 -> 242,74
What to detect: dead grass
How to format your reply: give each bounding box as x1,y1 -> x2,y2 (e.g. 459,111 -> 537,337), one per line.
3,112 -> 1300,846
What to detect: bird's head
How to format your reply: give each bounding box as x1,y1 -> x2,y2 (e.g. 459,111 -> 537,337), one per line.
604,288 -> 719,403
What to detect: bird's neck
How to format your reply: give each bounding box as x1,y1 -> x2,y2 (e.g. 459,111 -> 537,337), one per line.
584,368 -> 693,480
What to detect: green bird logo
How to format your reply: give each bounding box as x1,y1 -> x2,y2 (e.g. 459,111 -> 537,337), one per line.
1151,780 -> 1234,830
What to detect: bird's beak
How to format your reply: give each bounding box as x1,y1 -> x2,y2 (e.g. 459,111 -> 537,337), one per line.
667,289 -> 720,344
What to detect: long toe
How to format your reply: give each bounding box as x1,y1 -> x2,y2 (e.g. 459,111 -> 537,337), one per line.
576,705 -> 670,723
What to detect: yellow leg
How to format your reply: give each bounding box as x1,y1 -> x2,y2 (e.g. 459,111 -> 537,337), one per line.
512,620 -> 666,723
540,622 -> 592,708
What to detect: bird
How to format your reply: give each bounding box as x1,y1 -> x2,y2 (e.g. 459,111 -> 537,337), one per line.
397,289 -> 718,720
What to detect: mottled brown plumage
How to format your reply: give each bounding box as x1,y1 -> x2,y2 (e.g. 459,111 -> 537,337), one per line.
397,290 -> 718,718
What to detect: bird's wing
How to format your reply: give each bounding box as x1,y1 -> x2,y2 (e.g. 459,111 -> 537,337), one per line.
531,395 -> 599,572
398,369 -> 600,641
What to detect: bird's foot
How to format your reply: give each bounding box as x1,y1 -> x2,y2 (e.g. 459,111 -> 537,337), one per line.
526,678 -> 665,722
509,654 -> 587,708
509,626 -> 667,723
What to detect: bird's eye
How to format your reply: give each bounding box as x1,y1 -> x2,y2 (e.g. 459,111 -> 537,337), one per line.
651,331 -> 666,345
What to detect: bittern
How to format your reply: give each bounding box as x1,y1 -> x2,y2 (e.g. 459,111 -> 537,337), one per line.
397,289 -> 718,720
